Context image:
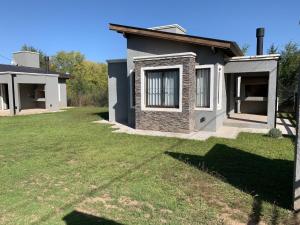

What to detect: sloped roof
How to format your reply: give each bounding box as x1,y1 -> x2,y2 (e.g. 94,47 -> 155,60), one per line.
0,64 -> 69,79
109,23 -> 243,57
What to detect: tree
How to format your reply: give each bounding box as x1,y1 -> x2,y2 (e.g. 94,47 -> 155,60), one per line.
51,51 -> 85,74
241,44 -> 250,55
20,44 -> 48,69
51,51 -> 108,106
267,43 -> 278,54
278,42 -> 300,101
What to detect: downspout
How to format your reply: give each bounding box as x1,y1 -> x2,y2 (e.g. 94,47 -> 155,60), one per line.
11,74 -> 16,115
274,60 -> 280,128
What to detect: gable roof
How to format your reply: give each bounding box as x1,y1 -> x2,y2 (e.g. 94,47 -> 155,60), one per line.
0,64 -> 70,79
109,23 -> 243,57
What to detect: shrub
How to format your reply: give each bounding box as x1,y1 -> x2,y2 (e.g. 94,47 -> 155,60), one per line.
268,128 -> 282,138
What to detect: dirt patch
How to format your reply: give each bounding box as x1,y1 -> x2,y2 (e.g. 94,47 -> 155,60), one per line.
118,196 -> 142,207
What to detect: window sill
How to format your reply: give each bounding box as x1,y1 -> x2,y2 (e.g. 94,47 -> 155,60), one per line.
141,107 -> 182,112
194,107 -> 213,112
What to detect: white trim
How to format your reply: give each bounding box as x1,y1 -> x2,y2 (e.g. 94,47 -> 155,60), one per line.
194,64 -> 214,111
58,83 -> 61,102
13,51 -> 40,55
227,54 -> 280,62
129,69 -> 135,108
141,65 -> 183,112
217,65 -> 223,110
133,52 -> 196,62
106,59 -> 127,63
0,71 -> 59,77
149,24 -> 186,33
0,84 -> 3,110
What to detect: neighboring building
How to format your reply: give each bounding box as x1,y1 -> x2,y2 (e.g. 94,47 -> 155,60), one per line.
0,51 -> 69,116
107,23 -> 280,133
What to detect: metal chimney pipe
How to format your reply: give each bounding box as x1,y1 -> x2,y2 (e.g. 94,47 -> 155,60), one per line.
256,28 -> 265,55
44,56 -> 50,72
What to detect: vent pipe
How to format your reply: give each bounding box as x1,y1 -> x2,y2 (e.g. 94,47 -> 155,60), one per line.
256,28 -> 265,55
44,56 -> 50,72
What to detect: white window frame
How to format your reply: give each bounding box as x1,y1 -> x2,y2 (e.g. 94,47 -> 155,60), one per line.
141,65 -> 183,112
129,69 -> 135,109
194,64 -> 214,111
217,65 -> 223,110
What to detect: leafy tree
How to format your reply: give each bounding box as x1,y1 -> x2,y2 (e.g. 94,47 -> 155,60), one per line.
267,43 -> 278,54
51,51 -> 84,74
241,44 -> 250,55
20,44 -> 48,69
278,42 -> 300,101
51,51 -> 108,106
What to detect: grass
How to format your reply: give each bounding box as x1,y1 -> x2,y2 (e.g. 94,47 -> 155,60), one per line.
0,107 -> 296,225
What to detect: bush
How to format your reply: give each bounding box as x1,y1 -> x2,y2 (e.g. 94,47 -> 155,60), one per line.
268,128 -> 282,138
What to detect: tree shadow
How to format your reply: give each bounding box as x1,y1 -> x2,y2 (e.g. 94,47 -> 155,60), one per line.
62,210 -> 124,225
165,144 -> 293,209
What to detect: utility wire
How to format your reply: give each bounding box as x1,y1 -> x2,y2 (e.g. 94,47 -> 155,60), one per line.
0,53 -> 11,62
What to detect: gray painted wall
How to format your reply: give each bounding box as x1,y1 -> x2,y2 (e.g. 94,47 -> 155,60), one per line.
0,74 -> 15,115
58,79 -> 67,108
127,35 -> 226,131
13,52 -> 40,68
0,73 -> 63,115
107,61 -> 128,123
225,59 -> 278,128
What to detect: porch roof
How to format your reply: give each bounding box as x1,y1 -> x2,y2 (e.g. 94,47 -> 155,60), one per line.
224,54 -> 280,74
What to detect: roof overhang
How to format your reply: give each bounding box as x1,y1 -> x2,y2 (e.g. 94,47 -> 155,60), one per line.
226,54 -> 280,62
109,23 -> 243,57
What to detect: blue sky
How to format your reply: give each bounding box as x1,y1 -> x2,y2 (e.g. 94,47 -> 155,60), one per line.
0,0 -> 299,64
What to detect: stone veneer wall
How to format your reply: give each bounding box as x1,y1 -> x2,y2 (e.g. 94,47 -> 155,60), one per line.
134,56 -> 195,133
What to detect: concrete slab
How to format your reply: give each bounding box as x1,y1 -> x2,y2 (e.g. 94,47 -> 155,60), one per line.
0,110 -> 10,116
94,120 -> 277,141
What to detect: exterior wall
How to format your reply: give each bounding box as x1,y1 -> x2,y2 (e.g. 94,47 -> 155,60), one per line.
58,79 -> 67,108
0,73 -> 62,115
0,74 -> 14,115
127,35 -> 226,131
14,74 -> 59,114
225,59 -> 278,128
107,60 -> 128,124
13,52 -> 40,68
134,56 -> 195,133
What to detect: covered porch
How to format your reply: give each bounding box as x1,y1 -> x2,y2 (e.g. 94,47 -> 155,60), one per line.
224,54 -> 280,129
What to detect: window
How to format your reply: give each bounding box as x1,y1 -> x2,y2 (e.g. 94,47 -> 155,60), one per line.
217,65 -> 223,110
130,71 -> 135,107
195,65 -> 214,110
146,69 -> 179,108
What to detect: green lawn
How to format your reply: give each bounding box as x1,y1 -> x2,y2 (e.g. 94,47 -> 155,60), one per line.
0,107 -> 296,225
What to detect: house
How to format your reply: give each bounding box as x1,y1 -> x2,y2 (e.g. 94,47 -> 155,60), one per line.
107,24 -> 280,133
0,51 -> 69,116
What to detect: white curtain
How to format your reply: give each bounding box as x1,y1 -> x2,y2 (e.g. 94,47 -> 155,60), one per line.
163,70 -> 179,106
196,68 -> 210,108
146,70 -> 179,107
147,71 -> 162,106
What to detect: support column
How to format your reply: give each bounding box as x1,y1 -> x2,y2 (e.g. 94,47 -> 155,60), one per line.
267,70 -> 277,128
293,72 -> 300,211
13,80 -> 21,114
0,84 -> 3,110
236,75 -> 241,113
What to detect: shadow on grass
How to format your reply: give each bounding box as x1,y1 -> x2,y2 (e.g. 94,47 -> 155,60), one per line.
63,210 -> 123,225
165,144 -> 293,209
93,111 -> 109,120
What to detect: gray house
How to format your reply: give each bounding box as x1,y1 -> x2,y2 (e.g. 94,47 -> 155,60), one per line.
107,24 -> 280,133
0,51 -> 68,116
